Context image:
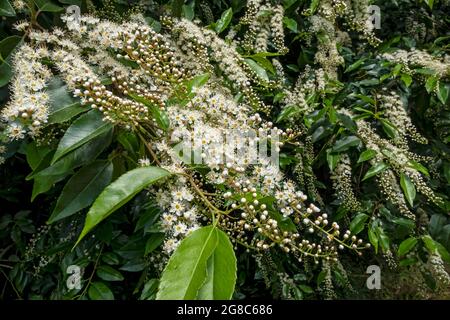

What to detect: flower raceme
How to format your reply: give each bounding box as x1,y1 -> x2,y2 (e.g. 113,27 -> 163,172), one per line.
0,12 -> 372,265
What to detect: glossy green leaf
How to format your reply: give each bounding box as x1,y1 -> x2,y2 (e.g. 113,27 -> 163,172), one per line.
362,162 -> 389,181
128,94 -> 170,131
75,166 -> 170,246
345,58 -> 366,73
0,55 -> 13,87
52,110 -> 113,164
350,213 -> 369,235
368,225 -> 378,254
48,161 -> 113,224
282,17 -> 298,32
0,36 -> 21,60
422,235 -> 438,254
187,73 -> 210,94
33,0 -> 63,12
407,160 -> 429,176
197,229 -> 237,300
357,149 -> 377,163
276,105 -> 300,123
97,265 -> 124,281
401,73 -> 413,87
145,233 -> 165,255
215,8 -> 233,34
332,135 -> 360,153
0,0 -> 15,16
397,237 -> 418,256
244,58 -> 269,82
425,76 -> 438,93
47,78 -> 86,124
88,282 -> 114,300
326,150 -> 340,171
25,142 -> 52,171
30,129 -> 113,201
380,119 -> 398,139
157,225 -> 218,300
400,173 -> 416,207
437,82 -> 450,105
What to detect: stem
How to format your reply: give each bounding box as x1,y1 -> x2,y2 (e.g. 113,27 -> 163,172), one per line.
74,245 -> 104,300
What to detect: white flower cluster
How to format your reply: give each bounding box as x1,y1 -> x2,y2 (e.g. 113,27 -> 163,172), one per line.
1,12 -> 371,261
170,18 -> 264,109
1,45 -> 52,140
282,66 -> 326,116
239,0 -> 288,54
154,181 -> 200,254
330,154 -> 361,212
381,49 -> 450,79
352,114 -> 442,215
426,253 -> 450,288
380,90 -> 428,145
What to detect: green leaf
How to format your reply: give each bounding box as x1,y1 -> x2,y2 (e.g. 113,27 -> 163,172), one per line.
400,173 -> 416,207
407,160 -> 429,176
377,227 -> 390,252
397,237 -> 418,256
171,0 -> 183,17
282,17 -> 298,32
0,36 -> 21,60
357,149 -> 377,163
215,8 -> 233,34
157,226 -> 218,300
309,0 -> 320,14
52,110 -> 113,164
380,119 -> 398,139
33,0 -> 63,12
145,233 -> 165,255
0,0 -> 15,16
140,279 -> 159,300
422,235 -> 438,254
88,282 -> 114,300
75,167 -> 170,246
401,74 -> 413,87
276,105 -> 300,123
425,76 -> 438,93
362,162 -> 389,181
424,0 -> 434,10
197,229 -> 237,300
244,58 -> 269,82
25,142 -> 52,171
128,94 -> 170,131
47,78 -> 86,124
30,129 -> 113,201
0,36 -> 20,87
251,56 -> 275,74
182,1 -> 195,20
368,225 -> 378,254
331,135 -> 360,153
337,113 -> 358,132
344,58 -> 367,73
0,54 -> 13,87
350,213 -> 369,235
437,82 -> 450,105
186,73 -> 210,94
435,241 -> 450,264
97,265 -> 124,281
326,150 -> 340,171
47,161 -> 113,224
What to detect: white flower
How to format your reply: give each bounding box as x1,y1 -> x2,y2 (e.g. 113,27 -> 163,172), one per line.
163,238 -> 180,253
138,158 -> 151,167
169,201 -> 185,215
173,222 -> 187,237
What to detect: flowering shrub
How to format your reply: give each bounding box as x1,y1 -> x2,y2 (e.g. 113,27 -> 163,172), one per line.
0,0 -> 449,300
